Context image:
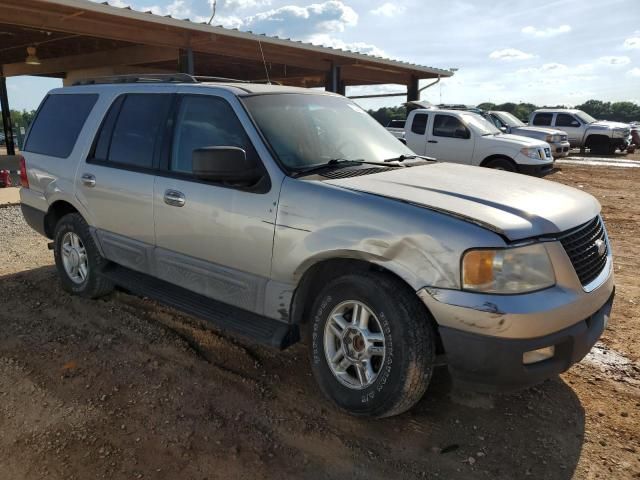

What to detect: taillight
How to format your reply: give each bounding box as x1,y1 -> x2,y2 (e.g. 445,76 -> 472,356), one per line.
19,155 -> 29,188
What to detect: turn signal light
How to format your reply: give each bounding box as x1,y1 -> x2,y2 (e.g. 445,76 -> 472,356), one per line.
462,250 -> 495,287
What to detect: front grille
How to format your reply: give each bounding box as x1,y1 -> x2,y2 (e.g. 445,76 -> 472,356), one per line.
558,217 -> 609,286
321,167 -> 391,179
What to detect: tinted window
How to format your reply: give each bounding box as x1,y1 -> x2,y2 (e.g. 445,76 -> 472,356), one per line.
532,113 -> 553,126
433,114 -> 469,138
92,96 -> 125,162
388,120 -> 405,128
171,96 -> 257,174
107,94 -> 172,169
24,94 -> 98,158
411,114 -> 428,135
555,113 -> 578,127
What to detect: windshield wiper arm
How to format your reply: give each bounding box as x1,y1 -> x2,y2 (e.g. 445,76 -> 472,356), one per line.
383,154 -> 436,163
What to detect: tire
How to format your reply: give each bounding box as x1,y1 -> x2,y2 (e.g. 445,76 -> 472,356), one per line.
588,137 -> 609,155
484,157 -> 517,172
53,213 -> 114,298
308,272 -> 436,418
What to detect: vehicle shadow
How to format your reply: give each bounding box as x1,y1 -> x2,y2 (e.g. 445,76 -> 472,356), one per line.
0,266 -> 586,480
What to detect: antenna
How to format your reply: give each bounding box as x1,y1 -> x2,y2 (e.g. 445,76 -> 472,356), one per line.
207,0 -> 217,25
258,40 -> 271,85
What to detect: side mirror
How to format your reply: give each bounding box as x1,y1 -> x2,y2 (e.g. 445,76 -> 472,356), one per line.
454,128 -> 470,139
500,126 -> 508,133
192,146 -> 261,185
571,121 -> 580,127
398,137 -> 407,145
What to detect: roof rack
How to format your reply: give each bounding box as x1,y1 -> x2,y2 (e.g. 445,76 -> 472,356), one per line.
72,73 -> 280,86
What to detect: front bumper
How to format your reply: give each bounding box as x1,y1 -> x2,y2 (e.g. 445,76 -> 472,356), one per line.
551,141 -> 571,158
436,290 -> 614,392
518,160 -> 555,176
418,239 -> 614,391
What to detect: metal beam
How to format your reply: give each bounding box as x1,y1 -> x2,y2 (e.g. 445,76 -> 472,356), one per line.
179,48 -> 194,75
0,77 -> 16,156
2,45 -> 180,77
348,92 -> 407,100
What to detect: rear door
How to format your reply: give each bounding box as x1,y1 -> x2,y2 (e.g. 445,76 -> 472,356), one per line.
152,93 -> 279,314
425,113 -> 473,164
77,90 -> 173,273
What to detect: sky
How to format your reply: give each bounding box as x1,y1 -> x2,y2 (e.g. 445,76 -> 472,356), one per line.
6,0 -> 640,112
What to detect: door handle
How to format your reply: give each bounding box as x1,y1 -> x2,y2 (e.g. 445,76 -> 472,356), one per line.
428,140 -> 438,144
164,189 -> 185,207
81,173 -> 96,187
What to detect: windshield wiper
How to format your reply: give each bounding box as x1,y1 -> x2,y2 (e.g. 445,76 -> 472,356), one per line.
384,154 -> 436,163
292,158 -> 365,178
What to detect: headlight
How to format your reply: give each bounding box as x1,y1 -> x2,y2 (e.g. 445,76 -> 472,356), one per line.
462,244 -> 556,294
545,134 -> 553,142
520,147 -> 543,160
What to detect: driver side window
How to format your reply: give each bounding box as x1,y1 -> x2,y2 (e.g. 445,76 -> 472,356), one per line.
555,113 -> 579,128
171,95 -> 258,174
433,114 -> 470,139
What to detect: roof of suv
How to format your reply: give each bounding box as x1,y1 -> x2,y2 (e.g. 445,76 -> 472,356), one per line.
62,81 -> 332,97
533,108 -> 581,114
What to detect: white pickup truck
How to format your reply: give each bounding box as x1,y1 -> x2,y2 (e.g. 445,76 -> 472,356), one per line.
404,109 -> 554,176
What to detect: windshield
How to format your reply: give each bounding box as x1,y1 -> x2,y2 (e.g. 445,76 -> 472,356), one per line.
461,112 -> 501,135
495,111 -> 525,127
241,94 -> 414,170
575,111 -> 596,124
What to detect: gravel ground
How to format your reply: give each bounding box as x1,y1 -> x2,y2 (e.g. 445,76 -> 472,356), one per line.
0,163 -> 639,479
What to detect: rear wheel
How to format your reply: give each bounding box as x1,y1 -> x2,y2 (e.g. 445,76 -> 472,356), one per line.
484,157 -> 517,172
308,272 -> 436,418
53,213 -> 114,298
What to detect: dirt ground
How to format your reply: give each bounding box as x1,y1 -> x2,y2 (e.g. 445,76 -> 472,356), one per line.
0,163 -> 638,480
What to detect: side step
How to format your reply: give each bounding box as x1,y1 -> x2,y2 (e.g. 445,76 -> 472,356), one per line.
100,265 -> 299,350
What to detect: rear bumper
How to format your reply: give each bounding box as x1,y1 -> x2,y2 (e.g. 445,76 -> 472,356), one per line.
437,291 -> 614,392
20,203 -> 47,237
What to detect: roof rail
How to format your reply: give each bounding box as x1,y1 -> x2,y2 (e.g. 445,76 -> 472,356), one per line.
72,73 -> 282,86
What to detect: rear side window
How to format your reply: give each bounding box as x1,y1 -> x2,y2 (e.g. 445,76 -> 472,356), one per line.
24,94 -> 98,158
532,113 -> 553,126
108,94 -> 172,169
411,114 -> 428,135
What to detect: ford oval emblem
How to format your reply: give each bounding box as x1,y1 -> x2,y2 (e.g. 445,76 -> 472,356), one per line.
595,239 -> 606,256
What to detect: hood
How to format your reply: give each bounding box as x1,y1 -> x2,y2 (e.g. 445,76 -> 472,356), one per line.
488,133 -> 548,148
512,126 -> 565,136
324,163 -> 600,241
590,120 -> 629,130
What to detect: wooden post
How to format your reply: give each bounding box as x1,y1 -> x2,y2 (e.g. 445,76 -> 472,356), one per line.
179,48 -> 195,75
0,76 -> 16,155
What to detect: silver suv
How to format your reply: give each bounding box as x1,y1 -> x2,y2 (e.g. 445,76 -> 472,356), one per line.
19,75 -> 615,418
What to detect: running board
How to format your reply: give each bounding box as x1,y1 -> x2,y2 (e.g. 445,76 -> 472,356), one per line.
100,265 -> 299,350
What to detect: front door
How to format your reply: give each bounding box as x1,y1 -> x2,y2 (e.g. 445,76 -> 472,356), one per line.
153,94 -> 279,314
554,113 -> 582,145
425,113 -> 474,164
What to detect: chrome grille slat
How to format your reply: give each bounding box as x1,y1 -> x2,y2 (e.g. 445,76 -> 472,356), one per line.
558,217 -> 608,286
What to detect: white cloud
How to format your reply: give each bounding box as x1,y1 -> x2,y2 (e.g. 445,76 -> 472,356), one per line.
243,1 -> 358,38
370,3 -> 406,17
308,33 -> 387,57
522,24 -> 571,38
489,48 -> 535,61
149,0 -> 192,18
219,0 -> 271,10
598,55 -> 631,66
623,33 -> 640,50
628,68 -> 640,78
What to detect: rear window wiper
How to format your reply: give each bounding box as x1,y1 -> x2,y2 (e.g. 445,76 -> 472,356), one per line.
383,154 -> 436,163
292,159 -> 365,178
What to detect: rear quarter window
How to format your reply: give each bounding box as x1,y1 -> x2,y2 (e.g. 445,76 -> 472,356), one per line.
24,94 -> 98,158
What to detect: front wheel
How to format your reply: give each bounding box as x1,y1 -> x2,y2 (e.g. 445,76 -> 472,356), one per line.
308,272 -> 436,418
484,157 -> 517,172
